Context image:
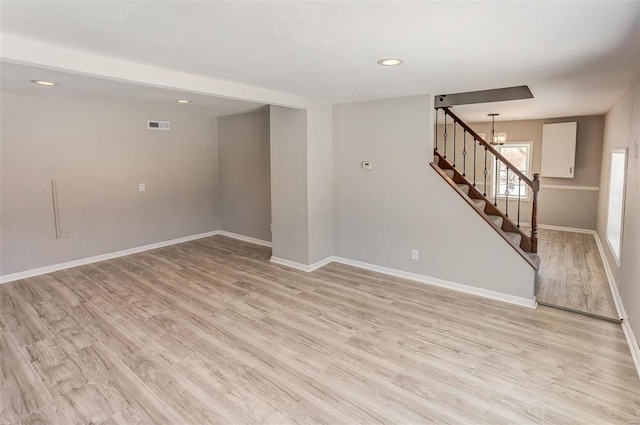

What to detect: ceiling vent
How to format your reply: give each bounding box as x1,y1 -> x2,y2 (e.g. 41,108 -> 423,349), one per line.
147,120 -> 170,131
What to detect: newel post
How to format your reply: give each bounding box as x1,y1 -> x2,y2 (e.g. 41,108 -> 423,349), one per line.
530,173 -> 540,253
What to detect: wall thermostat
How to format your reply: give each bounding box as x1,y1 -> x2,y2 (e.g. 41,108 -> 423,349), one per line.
362,161 -> 373,170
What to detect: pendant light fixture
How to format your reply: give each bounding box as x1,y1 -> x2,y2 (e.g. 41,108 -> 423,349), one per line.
488,113 -> 506,145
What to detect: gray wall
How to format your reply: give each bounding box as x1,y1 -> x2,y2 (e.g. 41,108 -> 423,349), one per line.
597,76 -> 640,341
269,105 -> 309,264
218,111 -> 271,242
306,103 -> 334,263
0,94 -> 219,275
333,95 -> 535,299
438,115 -> 604,229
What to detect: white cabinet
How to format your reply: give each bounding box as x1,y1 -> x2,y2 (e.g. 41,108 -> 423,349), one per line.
541,122 -> 577,178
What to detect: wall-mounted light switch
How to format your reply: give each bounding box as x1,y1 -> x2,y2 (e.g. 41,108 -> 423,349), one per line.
139,183 -> 146,192
362,161 -> 373,170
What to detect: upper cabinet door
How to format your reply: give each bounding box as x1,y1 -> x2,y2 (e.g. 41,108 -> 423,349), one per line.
541,122 -> 577,178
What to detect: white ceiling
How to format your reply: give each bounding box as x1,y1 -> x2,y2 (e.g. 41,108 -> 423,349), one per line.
1,1 -> 639,122
0,63 -> 268,117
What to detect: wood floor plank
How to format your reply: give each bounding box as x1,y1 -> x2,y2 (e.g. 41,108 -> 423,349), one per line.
24,337 -> 88,397
71,302 -> 144,359
71,342 -> 186,425
121,348 -> 233,424
0,332 -> 53,424
0,295 -> 52,347
0,234 -> 638,424
534,228 -> 619,319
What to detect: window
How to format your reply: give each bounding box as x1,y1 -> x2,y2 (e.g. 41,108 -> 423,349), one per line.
606,148 -> 628,268
492,142 -> 532,199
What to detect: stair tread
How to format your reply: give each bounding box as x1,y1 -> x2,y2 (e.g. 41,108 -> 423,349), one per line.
505,231 -> 522,246
488,215 -> 504,227
472,199 -> 486,209
456,183 -> 470,195
443,169 -> 455,179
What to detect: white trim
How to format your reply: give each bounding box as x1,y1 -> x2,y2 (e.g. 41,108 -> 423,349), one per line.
218,231 -> 272,247
271,254 -> 536,308
592,232 -> 640,379
605,148 -> 629,269
331,256 -> 537,309
622,321 -> 640,380
519,223 -> 597,235
539,184 -> 599,191
269,256 -> 333,273
0,230 -> 221,284
492,141 -> 533,201
593,233 -> 626,320
308,256 -> 335,271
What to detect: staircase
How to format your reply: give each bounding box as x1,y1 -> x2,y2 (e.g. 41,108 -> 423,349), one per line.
433,107 -> 540,269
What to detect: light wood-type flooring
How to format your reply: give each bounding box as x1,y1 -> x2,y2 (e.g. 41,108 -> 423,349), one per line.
1,235 -> 639,424
533,228 -> 620,320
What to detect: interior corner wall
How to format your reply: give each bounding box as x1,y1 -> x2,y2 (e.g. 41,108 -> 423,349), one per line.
269,105 -> 309,264
218,110 -> 271,242
0,93 -> 219,276
307,103 -> 334,263
333,95 -> 535,299
596,76 -> 640,338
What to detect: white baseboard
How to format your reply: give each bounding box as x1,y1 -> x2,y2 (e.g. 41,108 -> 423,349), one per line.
0,229 -> 277,285
330,256 -> 537,309
592,233 -> 640,378
218,230 -> 271,247
623,321 -> 640,380
520,223 -> 596,234
271,254 -> 536,308
592,233 -> 626,320
269,256 -> 333,272
0,230 -> 221,284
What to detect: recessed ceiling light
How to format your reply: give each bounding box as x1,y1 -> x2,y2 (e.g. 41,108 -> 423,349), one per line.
377,58 -> 404,66
31,80 -> 57,86
176,99 -> 190,103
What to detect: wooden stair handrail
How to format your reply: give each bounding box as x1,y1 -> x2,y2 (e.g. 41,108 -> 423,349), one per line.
435,106 -> 540,254
437,107 -> 534,188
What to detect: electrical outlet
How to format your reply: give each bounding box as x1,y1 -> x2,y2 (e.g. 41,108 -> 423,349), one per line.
411,249 -> 419,261
139,183 -> 146,192
62,230 -> 70,238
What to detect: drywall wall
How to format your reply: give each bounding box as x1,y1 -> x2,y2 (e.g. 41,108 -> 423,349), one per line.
0,93 -> 219,275
306,103 -> 334,263
334,95 -> 535,299
437,115 -> 604,229
269,105 -> 309,264
218,111 -> 271,242
597,76 -> 640,340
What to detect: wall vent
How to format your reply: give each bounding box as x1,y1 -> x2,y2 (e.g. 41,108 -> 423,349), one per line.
147,120 -> 170,131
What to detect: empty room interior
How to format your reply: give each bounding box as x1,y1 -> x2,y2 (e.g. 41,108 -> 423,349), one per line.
1,2 -> 640,424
